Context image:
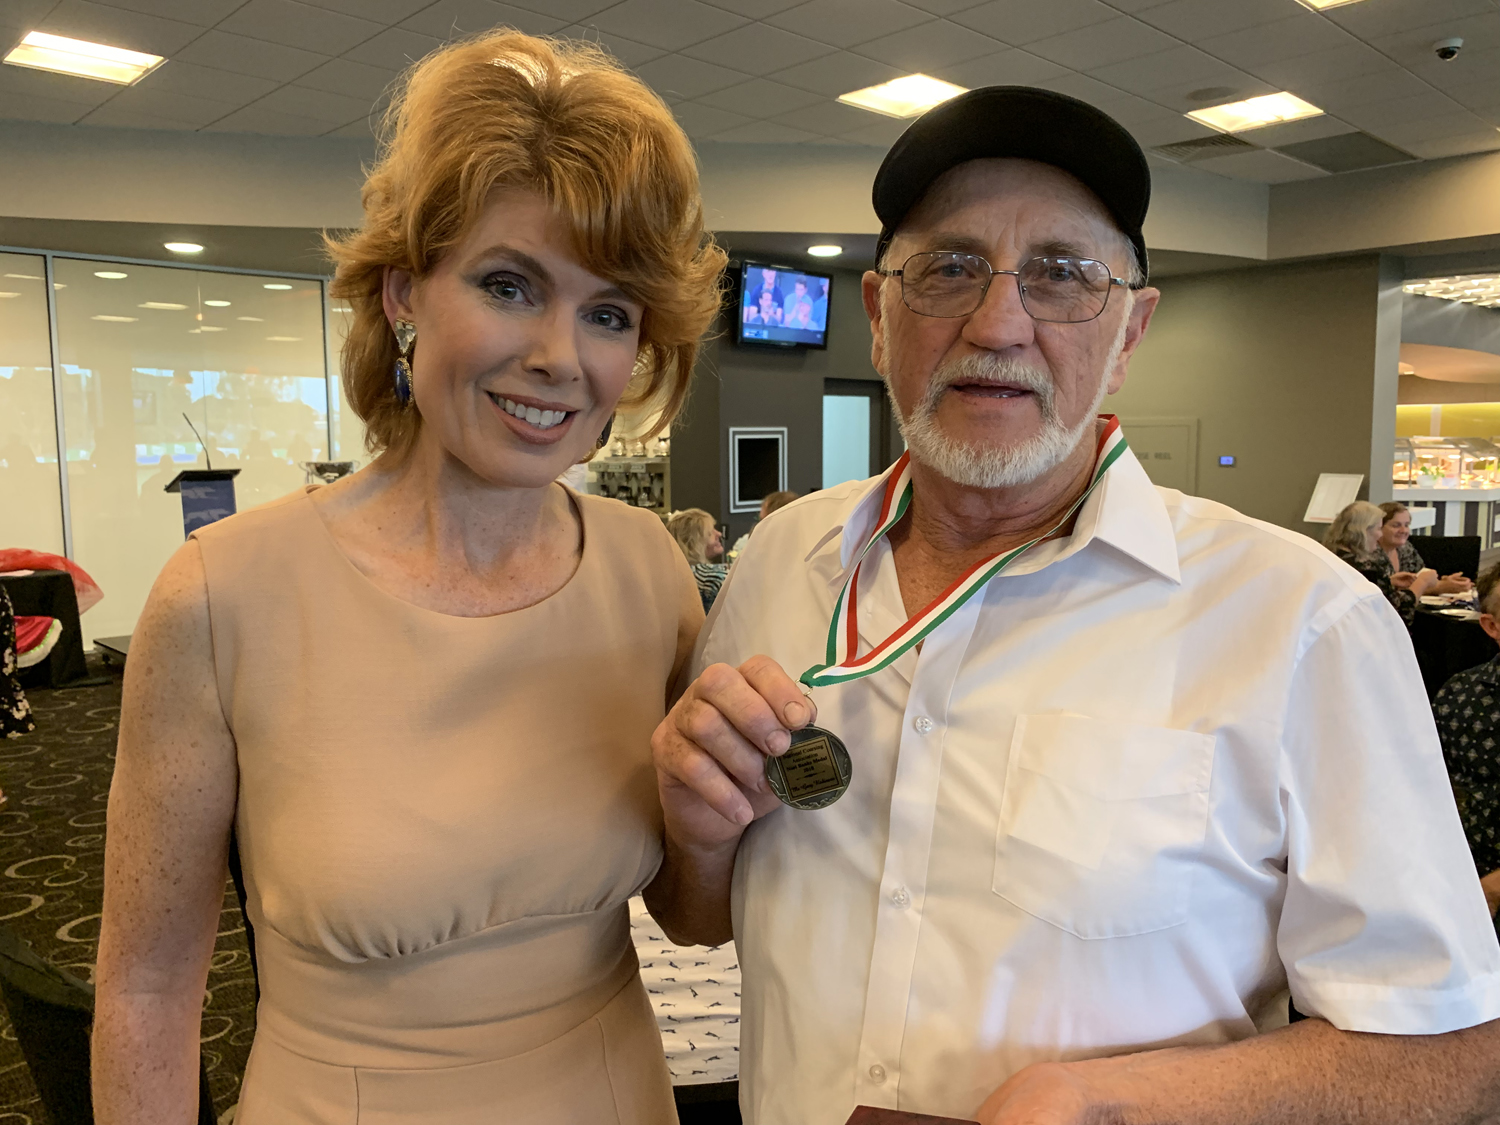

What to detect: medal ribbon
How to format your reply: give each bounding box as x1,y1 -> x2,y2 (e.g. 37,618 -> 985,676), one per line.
800,415 -> 1129,688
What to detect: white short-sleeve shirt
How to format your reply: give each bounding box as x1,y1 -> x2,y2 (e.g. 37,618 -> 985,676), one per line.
695,446 -> 1500,1125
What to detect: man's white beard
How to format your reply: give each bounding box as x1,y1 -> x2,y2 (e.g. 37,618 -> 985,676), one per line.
886,313 -> 1130,490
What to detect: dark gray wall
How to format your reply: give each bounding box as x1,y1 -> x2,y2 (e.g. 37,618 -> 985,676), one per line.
1112,254 -> 1385,537
675,266 -> 882,542
1402,292 -> 1500,355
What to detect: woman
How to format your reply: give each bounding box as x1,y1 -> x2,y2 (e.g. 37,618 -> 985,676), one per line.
94,32 -> 723,1124
1325,501 -> 1436,626
1378,501 -> 1473,595
667,508 -> 728,613
1,587 -> 34,739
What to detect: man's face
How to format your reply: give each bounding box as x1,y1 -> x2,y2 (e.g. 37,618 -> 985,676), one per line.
762,269 -> 776,288
862,159 -> 1159,489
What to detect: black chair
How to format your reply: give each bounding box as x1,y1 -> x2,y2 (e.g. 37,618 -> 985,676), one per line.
0,924 -> 215,1125
676,1080 -> 741,1125
1414,535 -> 1482,580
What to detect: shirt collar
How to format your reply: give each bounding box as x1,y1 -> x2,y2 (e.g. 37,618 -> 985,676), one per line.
816,435 -> 1182,586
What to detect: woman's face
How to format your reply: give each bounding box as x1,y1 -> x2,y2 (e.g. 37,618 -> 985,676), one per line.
383,190 -> 643,488
1364,520 -> 1382,554
1380,511 -> 1411,549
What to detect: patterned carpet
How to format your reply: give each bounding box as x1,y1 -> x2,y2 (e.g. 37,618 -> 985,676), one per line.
0,657 -> 255,1121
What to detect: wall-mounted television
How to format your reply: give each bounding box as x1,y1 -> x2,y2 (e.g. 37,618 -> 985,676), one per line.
736,261 -> 830,349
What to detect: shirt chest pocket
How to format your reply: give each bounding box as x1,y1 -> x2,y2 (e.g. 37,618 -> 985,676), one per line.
993,713 -> 1216,939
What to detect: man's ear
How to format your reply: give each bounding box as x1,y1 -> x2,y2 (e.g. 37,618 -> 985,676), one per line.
863,270 -> 886,375
1106,287 -> 1159,395
1482,613 -> 1500,645
382,265 -> 416,328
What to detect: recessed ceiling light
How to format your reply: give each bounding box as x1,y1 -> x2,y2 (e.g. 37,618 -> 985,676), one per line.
164,242 -> 203,254
1186,91 -> 1323,133
807,244 -> 843,258
263,283 -> 293,290
1293,0 -> 1368,9
3,31 -> 163,85
139,301 -> 187,310
203,299 -> 231,307
199,325 -> 227,332
94,271 -> 128,280
265,336 -> 301,342
838,74 -> 967,119
4,273 -> 40,280
236,316 -> 264,322
0,292 -> 19,299
92,314 -> 138,322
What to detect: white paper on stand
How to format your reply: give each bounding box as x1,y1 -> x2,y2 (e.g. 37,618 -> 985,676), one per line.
1304,473 -> 1365,524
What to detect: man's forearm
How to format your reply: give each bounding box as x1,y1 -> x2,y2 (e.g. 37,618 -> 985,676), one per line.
993,1016 -> 1500,1125
643,833 -> 740,947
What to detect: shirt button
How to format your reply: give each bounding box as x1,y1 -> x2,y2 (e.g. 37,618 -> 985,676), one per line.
913,715 -> 934,734
869,1064 -> 887,1085
890,886 -> 910,909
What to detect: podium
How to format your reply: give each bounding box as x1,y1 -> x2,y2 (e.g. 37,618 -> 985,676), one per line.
164,469 -> 241,536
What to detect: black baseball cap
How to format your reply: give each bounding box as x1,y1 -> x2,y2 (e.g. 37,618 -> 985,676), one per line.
872,86 -> 1151,285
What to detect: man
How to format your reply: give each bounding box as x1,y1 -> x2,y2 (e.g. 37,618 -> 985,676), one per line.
1434,562 -> 1500,922
647,87 -> 1500,1125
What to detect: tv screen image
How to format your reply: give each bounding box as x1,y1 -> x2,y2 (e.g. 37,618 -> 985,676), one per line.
738,262 -> 830,348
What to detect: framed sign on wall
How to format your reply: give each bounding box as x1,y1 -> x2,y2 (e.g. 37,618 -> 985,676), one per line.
729,427 -> 788,513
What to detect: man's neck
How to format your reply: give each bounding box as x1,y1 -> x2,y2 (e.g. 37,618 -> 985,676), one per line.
888,428 -> 1100,615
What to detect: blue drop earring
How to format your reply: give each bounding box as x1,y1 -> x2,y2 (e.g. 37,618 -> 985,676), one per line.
393,318 -> 416,406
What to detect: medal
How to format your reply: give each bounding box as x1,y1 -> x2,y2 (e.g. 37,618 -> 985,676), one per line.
766,724 -> 852,811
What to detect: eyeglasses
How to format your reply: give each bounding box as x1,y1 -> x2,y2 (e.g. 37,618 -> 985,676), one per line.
879,252 -> 1129,323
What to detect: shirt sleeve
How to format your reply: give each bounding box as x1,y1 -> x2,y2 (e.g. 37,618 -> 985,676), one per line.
1278,592 -> 1500,1033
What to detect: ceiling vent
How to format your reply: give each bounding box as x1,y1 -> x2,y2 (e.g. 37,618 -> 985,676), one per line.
1273,131 -> 1417,173
1151,134 -> 1260,163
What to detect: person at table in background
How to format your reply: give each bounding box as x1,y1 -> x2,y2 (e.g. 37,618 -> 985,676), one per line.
668,508 -> 728,614
729,489 -> 800,556
0,587 -> 33,740
1325,500 -> 1436,627
93,31 -> 721,1125
1434,560 -> 1500,936
648,86 -> 1500,1125
1380,500 -> 1473,595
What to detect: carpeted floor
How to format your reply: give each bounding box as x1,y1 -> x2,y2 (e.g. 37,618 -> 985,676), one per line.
0,657 -> 255,1121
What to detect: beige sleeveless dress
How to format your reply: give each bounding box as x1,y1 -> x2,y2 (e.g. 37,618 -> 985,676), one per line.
191,485 -> 701,1125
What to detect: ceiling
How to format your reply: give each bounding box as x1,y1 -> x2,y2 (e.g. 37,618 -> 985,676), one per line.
0,0 -> 1497,187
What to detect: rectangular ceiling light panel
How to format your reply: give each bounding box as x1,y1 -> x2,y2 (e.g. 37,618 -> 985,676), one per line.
839,74 -> 967,119
1293,0 -> 1368,9
1187,92 -> 1323,134
3,31 -> 163,84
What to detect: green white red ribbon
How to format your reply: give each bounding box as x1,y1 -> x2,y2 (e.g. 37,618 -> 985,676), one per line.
800,415 -> 1129,688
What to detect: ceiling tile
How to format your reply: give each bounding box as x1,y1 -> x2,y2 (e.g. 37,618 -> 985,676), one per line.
252,82 -> 377,123
36,0 -> 206,56
0,91 -> 90,124
218,0 -> 385,55
1077,89 -> 1177,128
1235,113 -> 1357,148
1345,92 -> 1476,130
0,63 -> 121,108
174,30 -> 330,81
899,0 -> 991,15
699,0 -> 806,17
585,0 -> 746,53
1126,115 -> 1216,148
697,77 -> 824,117
1366,11 -> 1500,58
77,107 -> 201,129
1403,130 -> 1500,160
1297,68 -> 1437,114
556,26 -> 666,67
340,26 -> 445,69
399,0 -> 569,40
501,0 -> 621,20
769,48 -> 902,96
1440,71 -> 1500,112
1025,16 -> 1178,71
293,57 -> 399,100
683,23 -> 834,71
950,0 -> 1120,47
88,0 -> 247,26
670,100 -> 754,136
635,52 -> 751,100
201,103 -> 339,135
939,46 -> 1066,88
1195,14 -> 1354,71
1322,0 -> 1496,40
324,116 -> 379,137
1091,45 -> 1259,100
770,98 -> 878,135
298,0 -> 433,19
1365,108 -> 1492,142
711,119 -> 821,142
1404,44 -> 1500,96
767,0 -> 932,50
853,19 -> 1005,72
1250,42 -> 1394,89
1189,148 -> 1326,183
90,85 -> 248,126
1133,0 -> 1291,43
0,0 -> 70,34
133,60 -> 281,104
1035,71 -> 1128,107
839,116 -> 907,146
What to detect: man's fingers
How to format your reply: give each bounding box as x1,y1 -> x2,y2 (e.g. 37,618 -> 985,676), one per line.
739,654 -> 817,734
655,726 -> 756,826
677,696 -> 772,791
692,662 -> 792,756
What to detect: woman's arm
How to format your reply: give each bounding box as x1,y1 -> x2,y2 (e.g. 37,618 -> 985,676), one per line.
93,541 -> 239,1125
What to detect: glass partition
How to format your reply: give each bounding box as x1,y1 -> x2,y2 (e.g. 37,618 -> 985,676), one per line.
0,253 -> 65,556
52,259 -> 328,642
326,298 -> 368,462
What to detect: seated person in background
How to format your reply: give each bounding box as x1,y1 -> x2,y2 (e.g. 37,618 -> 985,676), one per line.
668,508 -> 728,613
1,587 -> 34,739
1434,561 -> 1500,930
730,489 -> 800,556
1380,501 -> 1473,595
786,300 -> 815,330
1325,500 -> 1435,626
